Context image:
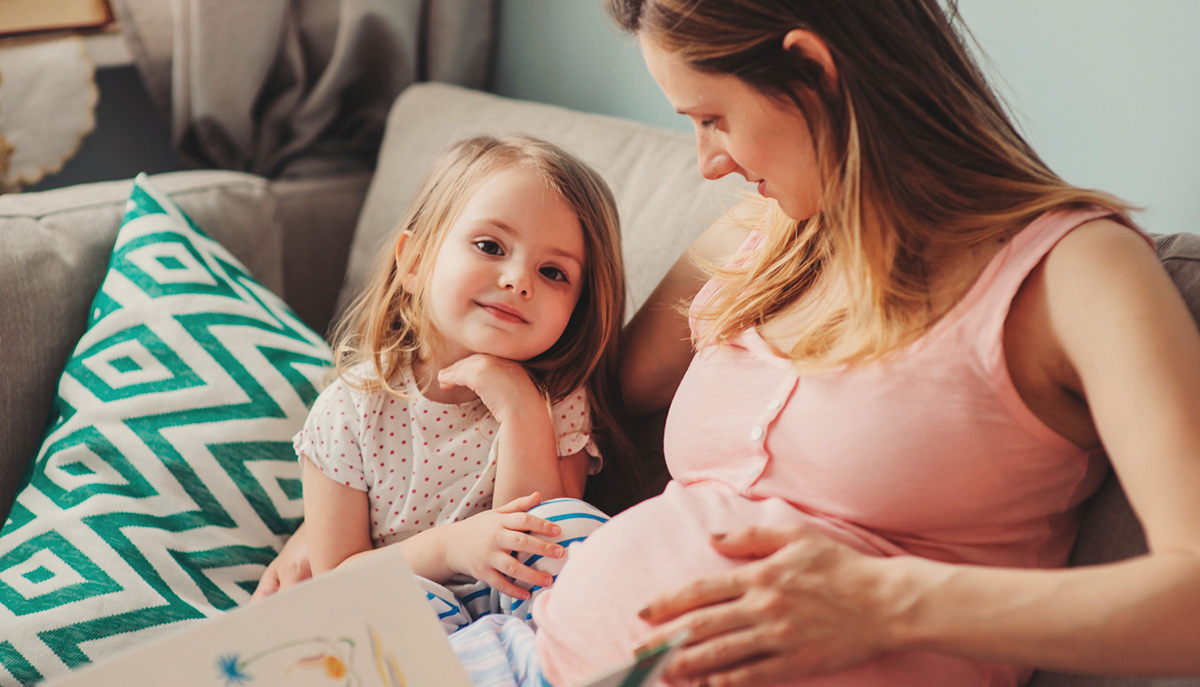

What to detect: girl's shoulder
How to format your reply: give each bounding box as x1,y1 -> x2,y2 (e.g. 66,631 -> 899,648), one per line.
315,361 -> 415,408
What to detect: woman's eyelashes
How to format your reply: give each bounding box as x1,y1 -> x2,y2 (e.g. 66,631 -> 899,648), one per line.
472,238 -> 571,284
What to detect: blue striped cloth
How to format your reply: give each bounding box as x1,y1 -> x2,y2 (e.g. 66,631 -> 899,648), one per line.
449,614 -> 549,687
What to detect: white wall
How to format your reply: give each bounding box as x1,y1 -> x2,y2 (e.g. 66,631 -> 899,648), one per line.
493,0 -> 1200,235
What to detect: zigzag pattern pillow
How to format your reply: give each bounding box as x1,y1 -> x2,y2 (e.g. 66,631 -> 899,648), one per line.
0,175 -> 331,686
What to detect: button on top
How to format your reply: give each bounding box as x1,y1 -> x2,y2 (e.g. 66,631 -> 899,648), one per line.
767,399 -> 781,411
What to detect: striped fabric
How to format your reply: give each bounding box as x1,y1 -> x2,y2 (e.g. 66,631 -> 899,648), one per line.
421,498 -> 609,634
449,615 -> 544,687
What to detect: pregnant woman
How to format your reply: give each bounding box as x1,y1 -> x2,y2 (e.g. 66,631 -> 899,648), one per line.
530,1 -> 1200,685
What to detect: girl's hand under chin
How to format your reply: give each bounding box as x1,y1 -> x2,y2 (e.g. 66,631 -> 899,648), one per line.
437,353 -> 546,423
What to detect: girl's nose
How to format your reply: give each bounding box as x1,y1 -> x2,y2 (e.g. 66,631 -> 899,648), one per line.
500,266 -> 531,297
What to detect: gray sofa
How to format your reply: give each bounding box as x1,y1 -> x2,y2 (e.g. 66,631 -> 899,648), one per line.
2,82 -> 1198,686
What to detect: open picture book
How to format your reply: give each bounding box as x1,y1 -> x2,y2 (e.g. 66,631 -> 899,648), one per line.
44,545 -> 680,687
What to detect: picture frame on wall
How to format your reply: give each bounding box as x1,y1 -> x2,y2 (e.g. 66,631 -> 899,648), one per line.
0,0 -> 113,38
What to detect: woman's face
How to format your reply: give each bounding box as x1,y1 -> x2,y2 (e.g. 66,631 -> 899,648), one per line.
640,36 -> 823,221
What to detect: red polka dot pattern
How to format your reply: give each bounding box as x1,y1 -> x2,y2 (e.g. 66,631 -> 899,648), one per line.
293,364 -> 597,549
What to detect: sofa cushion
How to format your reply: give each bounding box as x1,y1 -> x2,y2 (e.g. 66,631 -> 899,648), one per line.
339,82 -> 751,323
0,175 -> 330,686
0,171 -> 286,525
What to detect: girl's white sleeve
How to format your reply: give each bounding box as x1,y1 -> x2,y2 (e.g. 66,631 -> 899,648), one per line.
550,388 -> 602,474
291,378 -> 369,491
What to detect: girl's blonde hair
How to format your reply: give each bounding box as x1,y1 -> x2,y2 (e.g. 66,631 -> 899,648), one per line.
332,135 -> 627,449
608,0 -> 1134,371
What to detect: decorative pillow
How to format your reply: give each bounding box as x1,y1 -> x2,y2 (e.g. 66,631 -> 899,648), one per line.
0,174 -> 331,686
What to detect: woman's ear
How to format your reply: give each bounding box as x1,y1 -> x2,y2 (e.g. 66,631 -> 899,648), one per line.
782,29 -> 838,95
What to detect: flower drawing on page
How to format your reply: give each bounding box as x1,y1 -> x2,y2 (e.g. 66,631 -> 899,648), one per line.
214,636 -> 361,686
290,646 -> 352,681
214,625 -> 406,687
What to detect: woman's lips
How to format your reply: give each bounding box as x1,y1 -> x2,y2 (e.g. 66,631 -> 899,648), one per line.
757,180 -> 768,196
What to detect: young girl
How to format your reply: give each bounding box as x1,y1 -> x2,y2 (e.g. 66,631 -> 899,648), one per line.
294,135 -> 625,630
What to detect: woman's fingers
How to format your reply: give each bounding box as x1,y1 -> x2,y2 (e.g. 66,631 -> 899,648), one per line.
667,624 -> 773,680
639,569 -> 745,624
640,526 -> 809,624
680,654 -> 802,687
709,524 -> 807,560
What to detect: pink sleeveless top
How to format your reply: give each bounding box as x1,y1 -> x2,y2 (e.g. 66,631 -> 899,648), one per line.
534,206 -> 1146,687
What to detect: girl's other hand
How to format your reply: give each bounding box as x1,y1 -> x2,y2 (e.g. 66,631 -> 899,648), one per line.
637,525 -> 896,686
437,354 -> 544,423
251,523 -> 313,601
442,492 -> 566,600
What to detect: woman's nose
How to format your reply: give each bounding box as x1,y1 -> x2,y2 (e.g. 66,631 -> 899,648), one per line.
697,135 -> 736,180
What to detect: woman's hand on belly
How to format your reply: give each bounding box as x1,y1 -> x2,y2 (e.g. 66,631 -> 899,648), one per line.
636,523 -> 900,686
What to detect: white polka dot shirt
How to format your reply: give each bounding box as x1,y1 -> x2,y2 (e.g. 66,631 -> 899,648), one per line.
294,363 -> 598,548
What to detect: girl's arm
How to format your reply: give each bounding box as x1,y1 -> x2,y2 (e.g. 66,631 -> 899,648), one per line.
620,200 -> 753,417
301,456 -> 373,575
352,492 -> 568,602
638,220 -> 1200,683
436,355 -> 585,504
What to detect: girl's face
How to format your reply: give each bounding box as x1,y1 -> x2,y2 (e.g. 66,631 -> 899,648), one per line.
416,165 -> 586,366
640,36 -> 823,221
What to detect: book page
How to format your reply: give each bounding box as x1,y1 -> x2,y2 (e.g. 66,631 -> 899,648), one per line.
47,546 -> 472,687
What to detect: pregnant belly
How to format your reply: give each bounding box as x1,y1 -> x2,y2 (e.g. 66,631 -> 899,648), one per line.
532,481 -> 826,684
531,481 -> 1019,687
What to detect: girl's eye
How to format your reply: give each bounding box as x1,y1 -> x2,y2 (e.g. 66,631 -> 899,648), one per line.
540,266 -> 568,283
474,239 -> 503,255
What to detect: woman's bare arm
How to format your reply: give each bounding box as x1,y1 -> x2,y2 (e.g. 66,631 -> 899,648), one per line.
620,200 -> 755,416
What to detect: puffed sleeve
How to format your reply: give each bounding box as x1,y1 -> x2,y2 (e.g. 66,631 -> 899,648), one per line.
550,388 -> 602,475
292,377 -> 369,491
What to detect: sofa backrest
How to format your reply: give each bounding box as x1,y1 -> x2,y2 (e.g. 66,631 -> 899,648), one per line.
339,82 -> 750,323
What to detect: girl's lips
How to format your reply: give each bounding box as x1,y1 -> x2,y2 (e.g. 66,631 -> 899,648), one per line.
477,302 -> 527,324
757,180 -> 768,196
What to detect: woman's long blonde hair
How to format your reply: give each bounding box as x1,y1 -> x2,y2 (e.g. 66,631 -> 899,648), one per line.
608,0 -> 1133,370
332,135 -> 627,450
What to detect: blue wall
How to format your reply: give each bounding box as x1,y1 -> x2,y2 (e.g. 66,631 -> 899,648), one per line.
31,1 -> 1200,237
493,0 -> 1200,235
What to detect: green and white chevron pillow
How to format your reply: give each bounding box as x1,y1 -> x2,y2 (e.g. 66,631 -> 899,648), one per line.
0,175 -> 331,687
